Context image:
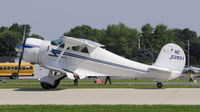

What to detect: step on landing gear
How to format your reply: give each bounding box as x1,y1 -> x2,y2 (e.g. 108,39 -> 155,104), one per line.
156,82 -> 163,88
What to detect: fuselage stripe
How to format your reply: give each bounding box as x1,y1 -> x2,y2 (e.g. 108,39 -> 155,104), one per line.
49,49 -> 147,73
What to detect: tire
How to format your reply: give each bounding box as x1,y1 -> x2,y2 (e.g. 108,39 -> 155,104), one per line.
157,82 -> 163,88
41,82 -> 52,89
51,80 -> 60,89
40,80 -> 60,89
10,73 -> 19,79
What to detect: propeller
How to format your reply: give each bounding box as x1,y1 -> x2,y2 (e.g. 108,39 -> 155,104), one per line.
16,26 -> 26,73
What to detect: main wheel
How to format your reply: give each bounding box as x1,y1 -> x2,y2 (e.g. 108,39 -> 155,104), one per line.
41,82 -> 52,89
40,80 -> 60,89
51,80 -> 60,89
157,82 -> 163,88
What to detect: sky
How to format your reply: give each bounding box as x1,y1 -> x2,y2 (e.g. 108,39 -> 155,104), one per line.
0,0 -> 200,40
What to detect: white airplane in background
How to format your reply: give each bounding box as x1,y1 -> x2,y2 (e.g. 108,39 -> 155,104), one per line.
15,33 -> 186,89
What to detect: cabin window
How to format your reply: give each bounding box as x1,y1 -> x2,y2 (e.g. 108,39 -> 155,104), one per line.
22,66 -> 25,70
3,67 -> 6,70
0,67 -> 2,70
11,67 -> 14,70
30,66 -> 33,70
72,46 -> 89,53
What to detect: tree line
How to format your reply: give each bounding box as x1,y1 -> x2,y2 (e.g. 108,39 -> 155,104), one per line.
0,23 -> 43,56
64,23 -> 200,65
1,23 -> 200,66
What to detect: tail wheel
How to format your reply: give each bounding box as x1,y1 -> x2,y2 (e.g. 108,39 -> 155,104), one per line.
157,82 -> 163,88
10,73 -> 19,79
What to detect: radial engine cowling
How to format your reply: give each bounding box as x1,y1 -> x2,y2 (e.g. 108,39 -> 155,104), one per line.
23,38 -> 42,64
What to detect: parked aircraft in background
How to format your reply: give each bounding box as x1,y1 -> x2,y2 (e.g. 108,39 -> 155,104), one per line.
183,66 -> 200,74
15,30 -> 186,89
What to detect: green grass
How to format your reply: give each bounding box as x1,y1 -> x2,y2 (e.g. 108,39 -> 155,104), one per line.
0,83 -> 199,89
4,79 -> 192,83
0,105 -> 200,112
0,79 -> 199,89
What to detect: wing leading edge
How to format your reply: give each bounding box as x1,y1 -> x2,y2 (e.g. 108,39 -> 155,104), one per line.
61,36 -> 105,48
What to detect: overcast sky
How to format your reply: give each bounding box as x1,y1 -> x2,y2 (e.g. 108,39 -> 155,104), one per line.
0,0 -> 200,40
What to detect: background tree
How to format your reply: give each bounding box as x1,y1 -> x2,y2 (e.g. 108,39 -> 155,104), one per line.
0,30 -> 20,56
30,34 -> 44,40
0,23 -> 44,57
9,23 -> 31,40
1,22 -> 200,65
172,28 -> 199,66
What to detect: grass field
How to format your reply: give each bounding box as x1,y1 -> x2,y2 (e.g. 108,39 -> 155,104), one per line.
0,79 -> 199,89
0,105 -> 200,112
4,79 -> 193,83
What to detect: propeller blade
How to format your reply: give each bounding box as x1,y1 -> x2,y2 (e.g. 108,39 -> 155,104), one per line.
22,26 -> 26,43
17,26 -> 26,73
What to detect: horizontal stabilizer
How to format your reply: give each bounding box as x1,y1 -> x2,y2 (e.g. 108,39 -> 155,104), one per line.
147,67 -> 172,80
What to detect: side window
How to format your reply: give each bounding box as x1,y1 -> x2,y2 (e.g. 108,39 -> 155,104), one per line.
30,66 -> 33,70
72,46 -> 89,53
15,67 -> 18,70
22,66 -> 25,70
81,47 -> 89,53
0,67 -> 2,70
4,67 -> 6,70
11,67 -> 14,70
59,43 -> 65,48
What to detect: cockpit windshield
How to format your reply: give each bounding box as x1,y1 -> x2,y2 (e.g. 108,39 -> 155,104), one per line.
51,39 -> 64,46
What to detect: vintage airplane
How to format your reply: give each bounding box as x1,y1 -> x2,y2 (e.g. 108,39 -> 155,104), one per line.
15,32 -> 186,89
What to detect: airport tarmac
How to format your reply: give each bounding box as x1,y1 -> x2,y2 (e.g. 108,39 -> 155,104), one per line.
0,88 -> 200,105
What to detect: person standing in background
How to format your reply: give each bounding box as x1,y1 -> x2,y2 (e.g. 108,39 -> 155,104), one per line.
104,76 -> 111,85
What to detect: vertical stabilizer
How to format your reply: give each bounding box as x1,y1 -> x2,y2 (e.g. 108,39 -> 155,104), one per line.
154,43 -> 186,74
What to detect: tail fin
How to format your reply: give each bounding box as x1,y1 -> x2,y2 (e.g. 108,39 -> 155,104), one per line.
153,43 -> 186,73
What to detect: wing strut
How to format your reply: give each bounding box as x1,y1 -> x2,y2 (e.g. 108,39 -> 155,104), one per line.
56,42 -> 68,62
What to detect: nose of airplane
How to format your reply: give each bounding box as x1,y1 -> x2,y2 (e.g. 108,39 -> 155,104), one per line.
15,44 -> 23,53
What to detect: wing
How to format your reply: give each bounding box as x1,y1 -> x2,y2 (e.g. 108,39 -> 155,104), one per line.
72,68 -> 107,78
61,36 -> 105,48
42,62 -> 107,80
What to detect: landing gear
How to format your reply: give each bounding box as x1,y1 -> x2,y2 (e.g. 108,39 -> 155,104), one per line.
40,71 -> 66,89
156,82 -> 163,88
41,80 -> 60,89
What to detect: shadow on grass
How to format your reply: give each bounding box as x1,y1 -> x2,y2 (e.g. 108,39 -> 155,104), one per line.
14,88 -> 65,92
